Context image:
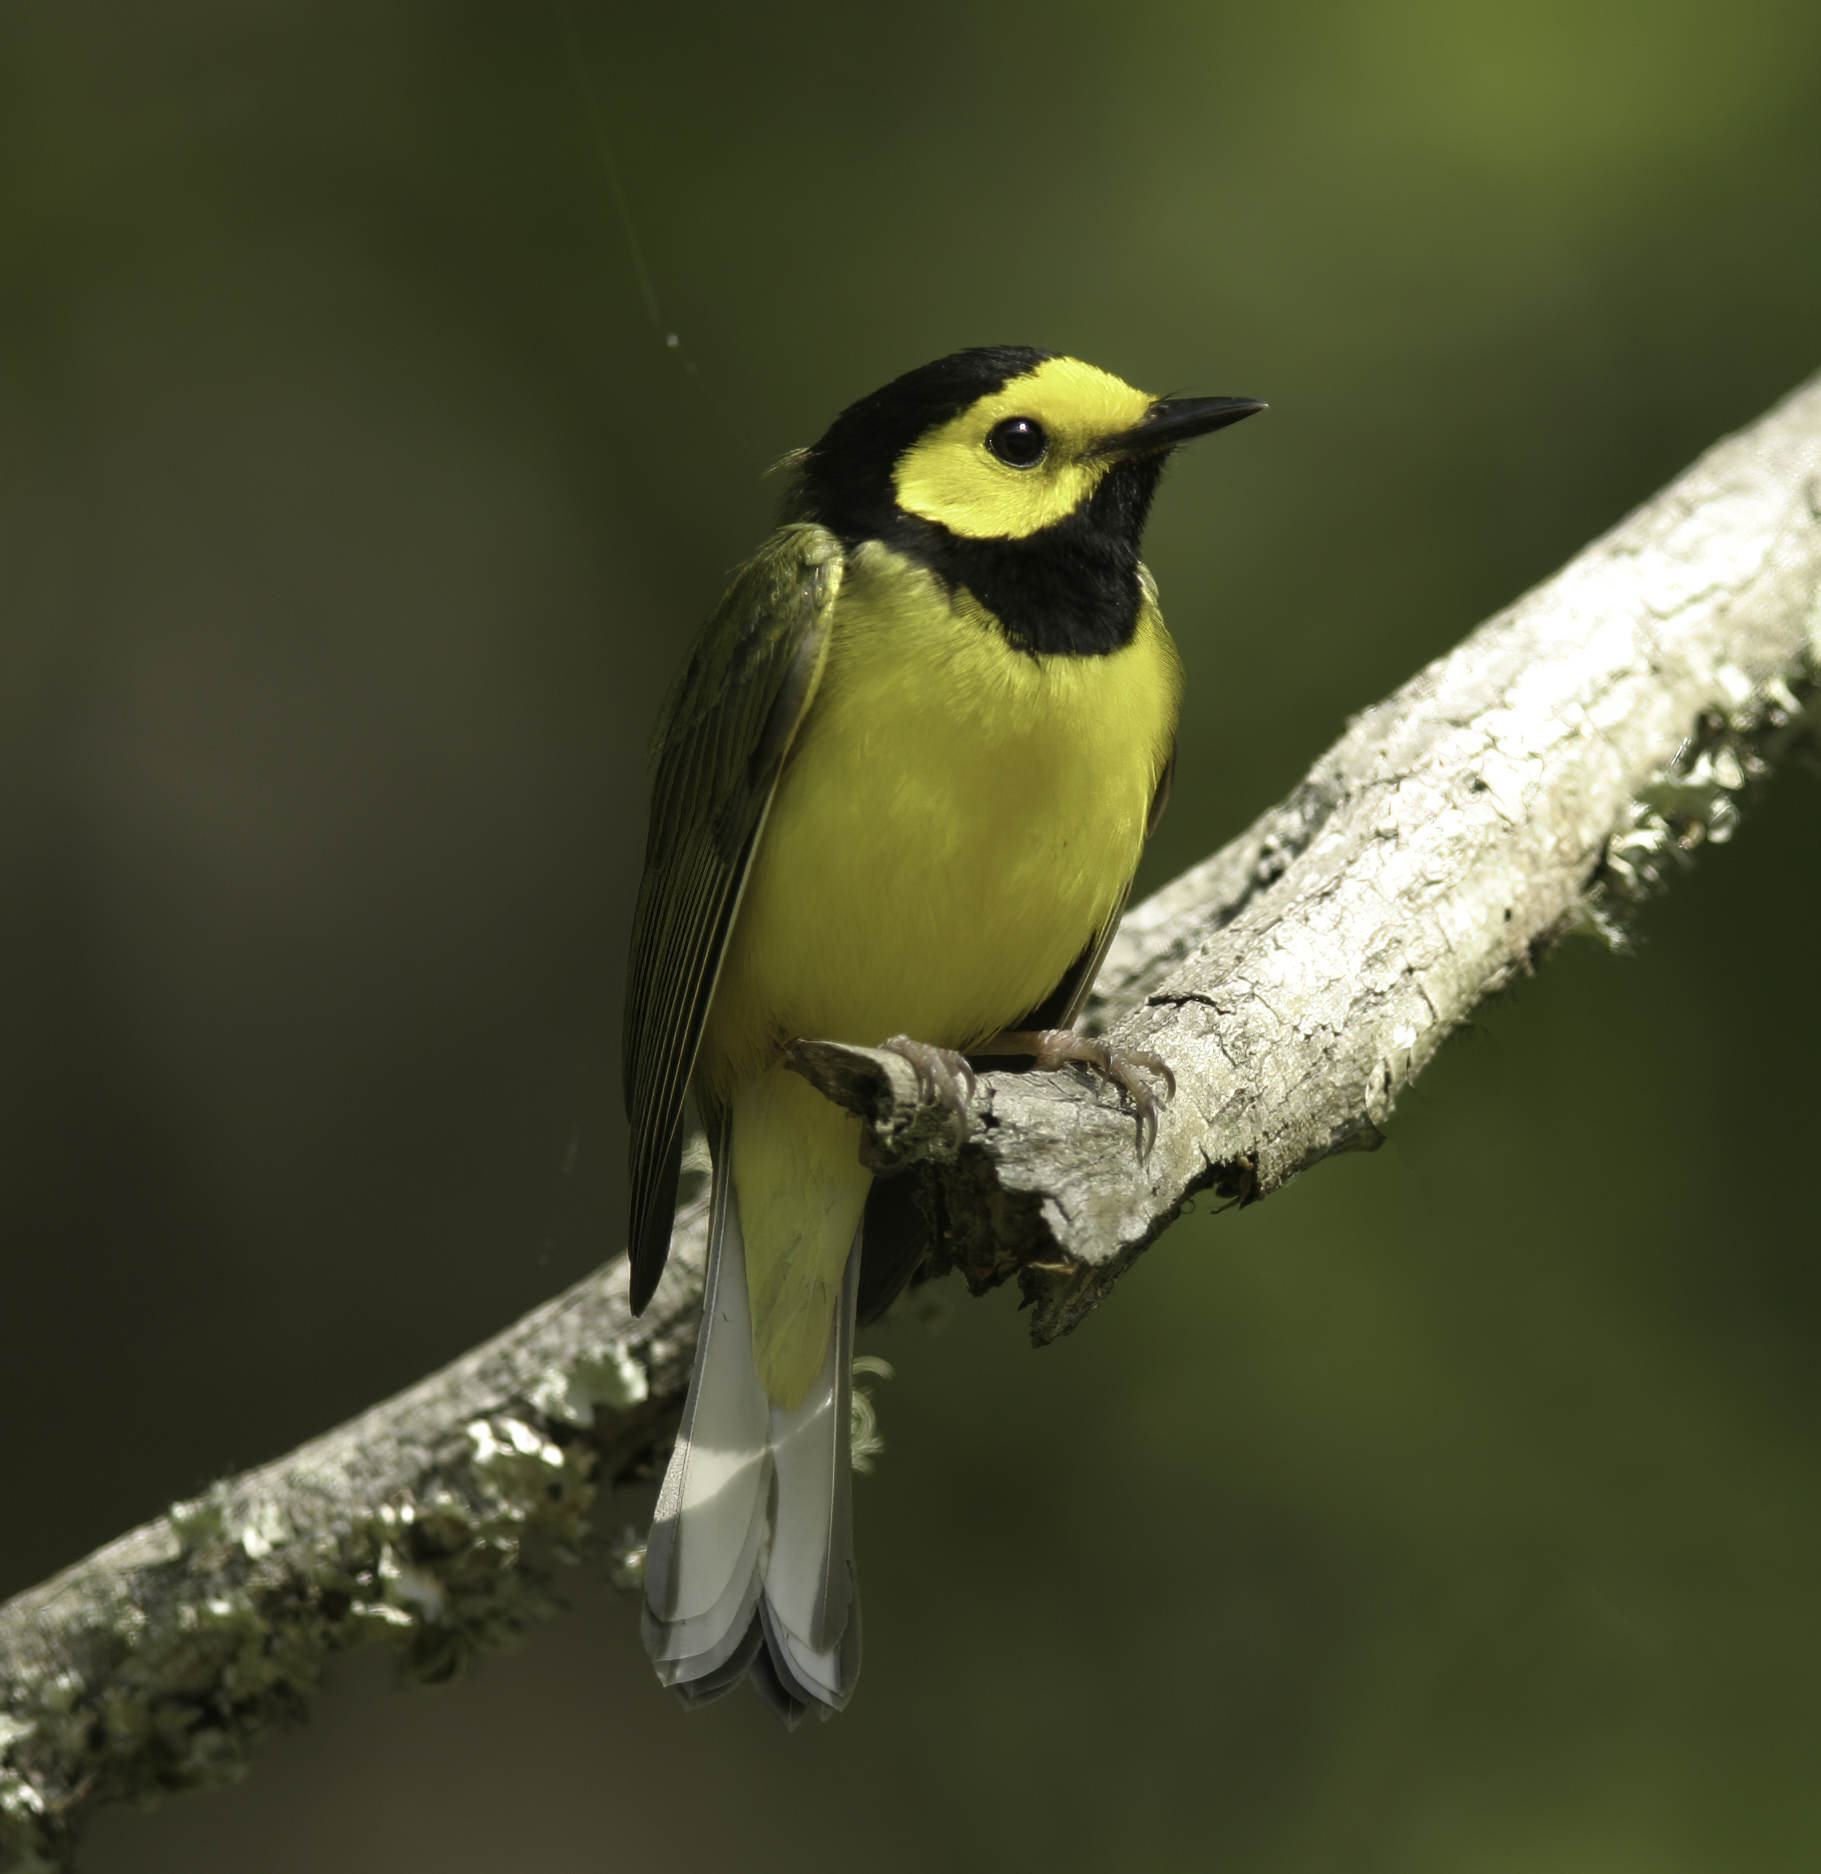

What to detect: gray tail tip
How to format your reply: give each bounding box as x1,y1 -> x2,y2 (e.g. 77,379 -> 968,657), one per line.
745,1640 -> 814,1730
662,1608 -> 853,1729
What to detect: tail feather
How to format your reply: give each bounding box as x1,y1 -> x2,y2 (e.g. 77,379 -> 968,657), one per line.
642,1123 -> 864,1719
642,1151 -> 770,1684
642,1502 -> 765,1678
670,1615 -> 765,1712
759,1239 -> 860,1704
763,1596 -> 860,1710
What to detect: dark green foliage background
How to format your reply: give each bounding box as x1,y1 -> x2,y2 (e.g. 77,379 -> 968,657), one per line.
4,1 -> 1820,1867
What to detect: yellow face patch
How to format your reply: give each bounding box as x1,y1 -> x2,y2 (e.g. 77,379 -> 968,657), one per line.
891,356 -> 1154,541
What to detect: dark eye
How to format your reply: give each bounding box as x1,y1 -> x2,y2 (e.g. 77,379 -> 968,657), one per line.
985,416 -> 1048,468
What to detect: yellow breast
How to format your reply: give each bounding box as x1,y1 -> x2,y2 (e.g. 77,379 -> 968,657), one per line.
700,540 -> 1182,1101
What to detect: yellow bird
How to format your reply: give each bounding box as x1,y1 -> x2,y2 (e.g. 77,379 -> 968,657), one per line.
623,348 -> 1262,1721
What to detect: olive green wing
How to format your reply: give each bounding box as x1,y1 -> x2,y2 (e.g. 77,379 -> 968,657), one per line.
622,525 -> 844,1312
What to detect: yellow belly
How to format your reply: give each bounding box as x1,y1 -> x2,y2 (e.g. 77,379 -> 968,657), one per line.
703,542 -> 1181,1086
701,540 -> 1182,1403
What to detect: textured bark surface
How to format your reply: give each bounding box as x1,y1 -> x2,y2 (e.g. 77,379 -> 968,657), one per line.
3,375 -> 1819,1870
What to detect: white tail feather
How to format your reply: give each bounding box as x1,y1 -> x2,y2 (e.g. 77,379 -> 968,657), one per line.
642,1127 -> 863,1715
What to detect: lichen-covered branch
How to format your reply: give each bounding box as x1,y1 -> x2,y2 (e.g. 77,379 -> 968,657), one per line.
0,1212 -> 709,1872
4,375 -> 1820,1871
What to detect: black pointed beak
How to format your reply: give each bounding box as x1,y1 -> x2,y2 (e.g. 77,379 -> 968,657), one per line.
1096,395 -> 1267,459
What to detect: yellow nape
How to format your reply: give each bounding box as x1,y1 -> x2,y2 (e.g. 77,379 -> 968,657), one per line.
892,356 -> 1153,540
730,1065 -> 871,1409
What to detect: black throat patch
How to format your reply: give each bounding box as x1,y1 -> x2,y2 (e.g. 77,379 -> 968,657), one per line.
877,455 -> 1165,657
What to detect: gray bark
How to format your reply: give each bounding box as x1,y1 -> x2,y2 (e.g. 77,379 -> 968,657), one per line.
4,374 -> 1819,1871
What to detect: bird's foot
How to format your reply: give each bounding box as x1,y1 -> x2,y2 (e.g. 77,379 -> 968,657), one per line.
879,1035 -> 978,1128
984,1028 -> 1175,1159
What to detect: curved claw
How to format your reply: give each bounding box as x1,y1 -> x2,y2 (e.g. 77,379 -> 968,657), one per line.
988,1028 -> 1176,1161
880,1035 -> 977,1129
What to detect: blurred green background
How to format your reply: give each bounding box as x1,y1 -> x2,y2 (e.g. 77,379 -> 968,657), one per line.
3,0 -> 1820,1868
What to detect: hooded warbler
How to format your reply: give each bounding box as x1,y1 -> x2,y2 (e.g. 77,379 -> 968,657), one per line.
624,347 -> 1263,1721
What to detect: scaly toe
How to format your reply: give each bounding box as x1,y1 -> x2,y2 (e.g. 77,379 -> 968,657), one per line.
1119,1046 -> 1176,1102
1124,1072 -> 1165,1162
1008,1028 -> 1175,1161
881,1035 -> 978,1121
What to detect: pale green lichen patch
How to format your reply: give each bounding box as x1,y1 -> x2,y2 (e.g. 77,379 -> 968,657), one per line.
602,1525 -> 647,1595
0,1714 -> 44,1838
236,1502 -> 294,1563
528,1342 -> 649,1428
1586,666 -> 1815,946
167,1488 -> 229,1553
849,1356 -> 894,1475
